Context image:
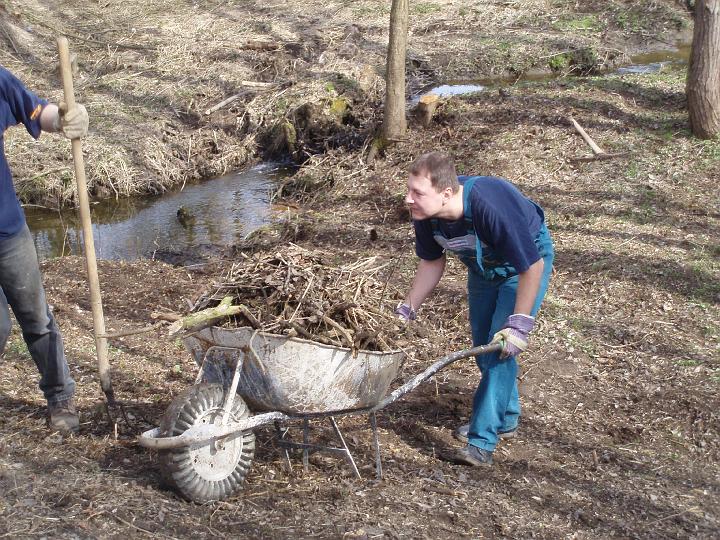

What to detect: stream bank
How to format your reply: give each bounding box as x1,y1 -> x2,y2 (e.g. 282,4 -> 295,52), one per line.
24,39 -> 693,263
2,0 -> 696,207
24,163 -> 291,262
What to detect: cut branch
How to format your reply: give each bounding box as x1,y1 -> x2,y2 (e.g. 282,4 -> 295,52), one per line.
168,296 -> 244,336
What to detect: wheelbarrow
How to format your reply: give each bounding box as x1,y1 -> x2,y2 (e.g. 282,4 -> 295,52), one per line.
138,325 -> 501,502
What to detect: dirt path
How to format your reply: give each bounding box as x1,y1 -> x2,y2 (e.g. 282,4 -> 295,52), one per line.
1,1 -> 719,539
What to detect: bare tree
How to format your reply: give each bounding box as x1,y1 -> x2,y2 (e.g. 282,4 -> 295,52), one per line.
687,0 -> 720,138
383,0 -> 409,139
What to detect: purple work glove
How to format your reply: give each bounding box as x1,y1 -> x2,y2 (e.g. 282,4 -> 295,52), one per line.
491,314 -> 535,359
395,302 -> 416,322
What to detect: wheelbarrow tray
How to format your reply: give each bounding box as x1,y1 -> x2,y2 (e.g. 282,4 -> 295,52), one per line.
184,326 -> 404,415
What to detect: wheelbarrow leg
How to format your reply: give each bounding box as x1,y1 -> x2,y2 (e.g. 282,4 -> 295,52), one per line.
328,416 -> 361,479
274,421 -> 293,473
303,419 -> 310,473
369,412 -> 382,480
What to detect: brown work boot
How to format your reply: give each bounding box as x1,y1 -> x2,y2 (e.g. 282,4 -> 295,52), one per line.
48,398 -> 80,434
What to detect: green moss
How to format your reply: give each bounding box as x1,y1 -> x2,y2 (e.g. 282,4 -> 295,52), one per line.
676,358 -> 701,367
275,97 -> 289,113
625,161 -> 640,180
616,11 -> 644,32
548,53 -> 571,72
352,4 -> 389,17
370,135 -> 389,153
329,73 -> 361,94
282,120 -> 297,147
699,139 -> 720,161
329,97 -> 349,119
553,14 -> 603,32
3,336 -> 28,358
412,2 -> 441,15
497,41 -> 512,52
570,47 -> 600,74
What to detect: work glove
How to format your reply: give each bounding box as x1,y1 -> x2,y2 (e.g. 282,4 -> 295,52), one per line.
54,102 -> 89,139
491,314 -> 535,359
395,302 -> 416,322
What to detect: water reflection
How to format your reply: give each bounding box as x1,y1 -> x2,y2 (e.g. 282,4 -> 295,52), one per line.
616,62 -> 671,75
26,163 -> 291,261
622,42 -> 692,69
423,83 -> 486,98
411,41 -> 692,102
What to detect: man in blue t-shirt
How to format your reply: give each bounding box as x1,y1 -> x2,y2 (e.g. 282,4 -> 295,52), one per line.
1,66 -> 88,434
396,152 -> 554,466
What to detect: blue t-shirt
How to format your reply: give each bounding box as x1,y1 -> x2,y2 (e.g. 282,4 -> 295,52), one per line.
414,176 -> 544,274
0,67 -> 47,238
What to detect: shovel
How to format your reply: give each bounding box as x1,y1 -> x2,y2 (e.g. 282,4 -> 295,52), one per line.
57,37 -> 115,404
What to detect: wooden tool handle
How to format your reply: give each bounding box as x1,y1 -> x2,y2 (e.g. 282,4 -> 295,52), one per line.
57,37 -> 77,111
569,116 -> 605,155
57,36 -> 114,402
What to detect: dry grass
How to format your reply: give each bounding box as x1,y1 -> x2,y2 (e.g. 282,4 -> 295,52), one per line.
2,0 -> 691,207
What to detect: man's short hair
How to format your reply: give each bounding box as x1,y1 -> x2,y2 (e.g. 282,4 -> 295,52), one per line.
409,152 -> 459,193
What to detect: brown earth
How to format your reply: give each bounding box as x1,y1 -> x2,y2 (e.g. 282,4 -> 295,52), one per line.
1,0 -> 720,539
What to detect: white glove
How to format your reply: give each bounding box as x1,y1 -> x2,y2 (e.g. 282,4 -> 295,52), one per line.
54,102 -> 89,139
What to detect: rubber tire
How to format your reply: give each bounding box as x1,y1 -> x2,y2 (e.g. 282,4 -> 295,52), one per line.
158,383 -> 255,502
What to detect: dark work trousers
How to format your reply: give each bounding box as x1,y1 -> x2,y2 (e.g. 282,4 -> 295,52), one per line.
0,225 -> 75,404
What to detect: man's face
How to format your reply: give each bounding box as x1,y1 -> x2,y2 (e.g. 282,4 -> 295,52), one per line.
406,172 -> 447,220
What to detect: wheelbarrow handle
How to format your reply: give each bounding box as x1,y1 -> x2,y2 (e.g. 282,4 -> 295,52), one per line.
371,342 -> 502,412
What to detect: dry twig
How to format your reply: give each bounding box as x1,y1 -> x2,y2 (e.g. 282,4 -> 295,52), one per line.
188,245 -> 424,351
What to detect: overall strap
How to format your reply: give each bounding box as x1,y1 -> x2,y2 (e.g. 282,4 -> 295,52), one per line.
462,177 -> 478,230
461,176 -> 485,271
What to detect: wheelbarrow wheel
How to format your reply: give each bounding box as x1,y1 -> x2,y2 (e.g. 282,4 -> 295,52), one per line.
158,383 -> 255,503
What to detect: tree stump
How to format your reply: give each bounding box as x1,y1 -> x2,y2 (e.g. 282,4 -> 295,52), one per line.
415,94 -> 440,128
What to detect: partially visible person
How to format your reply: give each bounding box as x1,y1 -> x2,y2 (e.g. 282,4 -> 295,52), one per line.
1,66 -> 89,434
397,151 -> 554,466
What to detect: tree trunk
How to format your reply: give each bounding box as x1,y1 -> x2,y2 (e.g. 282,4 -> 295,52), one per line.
687,0 -> 720,139
383,0 -> 409,140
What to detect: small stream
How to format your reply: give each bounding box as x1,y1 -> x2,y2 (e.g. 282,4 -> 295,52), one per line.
26,42 -> 691,263
414,41 -> 692,100
25,163 -> 292,262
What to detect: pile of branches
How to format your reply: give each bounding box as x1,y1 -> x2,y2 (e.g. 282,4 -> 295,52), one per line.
191,246 -> 421,352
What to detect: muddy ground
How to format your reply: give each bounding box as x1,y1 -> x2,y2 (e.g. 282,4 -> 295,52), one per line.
1,0 -> 719,539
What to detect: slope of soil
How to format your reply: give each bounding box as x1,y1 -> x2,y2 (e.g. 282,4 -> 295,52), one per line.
2,0 -> 693,205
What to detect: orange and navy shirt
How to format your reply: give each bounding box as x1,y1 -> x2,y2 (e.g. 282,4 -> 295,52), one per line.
1,66 -> 47,238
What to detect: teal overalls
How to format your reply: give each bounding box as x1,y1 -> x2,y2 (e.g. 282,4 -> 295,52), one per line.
431,177 -> 554,451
